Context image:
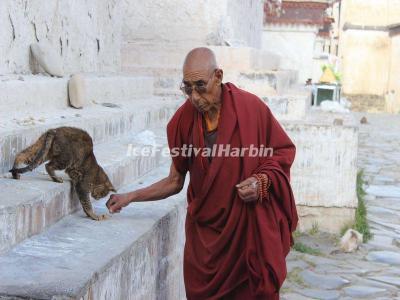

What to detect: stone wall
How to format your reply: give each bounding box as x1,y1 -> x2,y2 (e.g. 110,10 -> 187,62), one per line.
262,24 -> 318,83
0,0 -> 123,75
284,119 -> 359,233
344,94 -> 385,113
81,201 -> 186,300
122,0 -> 263,48
340,0 -> 400,27
287,121 -> 358,209
0,0 -> 264,75
340,30 -> 391,96
338,0 -> 400,111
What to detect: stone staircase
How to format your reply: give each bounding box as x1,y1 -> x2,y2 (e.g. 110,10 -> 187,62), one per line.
0,74 -> 180,174
0,73 -> 187,299
122,43 -> 307,119
0,165 -> 186,300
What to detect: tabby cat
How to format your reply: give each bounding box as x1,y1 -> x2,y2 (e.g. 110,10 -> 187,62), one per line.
9,127 -> 116,221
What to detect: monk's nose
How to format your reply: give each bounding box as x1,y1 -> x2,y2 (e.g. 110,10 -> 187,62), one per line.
190,90 -> 201,104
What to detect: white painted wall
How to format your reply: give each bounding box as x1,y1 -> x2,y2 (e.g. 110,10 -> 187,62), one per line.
122,0 -> 263,48
0,0 -> 123,75
262,24 -> 318,83
0,0 -> 264,76
227,0 -> 264,48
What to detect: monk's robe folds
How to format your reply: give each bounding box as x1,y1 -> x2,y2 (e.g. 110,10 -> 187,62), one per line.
167,83 -> 298,300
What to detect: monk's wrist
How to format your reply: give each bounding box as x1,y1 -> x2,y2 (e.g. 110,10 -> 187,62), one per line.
128,191 -> 139,203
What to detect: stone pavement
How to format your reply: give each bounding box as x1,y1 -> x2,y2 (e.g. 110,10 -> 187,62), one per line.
281,113 -> 400,300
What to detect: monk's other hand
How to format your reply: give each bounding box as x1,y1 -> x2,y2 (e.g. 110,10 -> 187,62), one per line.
106,193 -> 131,213
235,176 -> 259,203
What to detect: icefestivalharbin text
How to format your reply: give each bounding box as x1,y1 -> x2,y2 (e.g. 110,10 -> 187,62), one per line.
127,144 -> 274,158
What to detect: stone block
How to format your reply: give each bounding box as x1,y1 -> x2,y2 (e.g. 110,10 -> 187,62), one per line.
296,205 -> 356,234
68,74 -> 86,108
284,121 -> 358,209
0,164 -> 187,299
0,130 -> 169,254
0,75 -> 69,112
30,42 -> 64,77
263,92 -> 310,121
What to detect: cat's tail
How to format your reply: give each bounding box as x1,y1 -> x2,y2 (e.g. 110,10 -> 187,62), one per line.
9,129 -> 56,178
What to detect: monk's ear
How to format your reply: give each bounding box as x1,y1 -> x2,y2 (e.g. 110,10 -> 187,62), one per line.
215,68 -> 223,84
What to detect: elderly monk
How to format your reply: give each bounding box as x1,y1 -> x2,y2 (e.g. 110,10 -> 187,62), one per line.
106,47 -> 298,299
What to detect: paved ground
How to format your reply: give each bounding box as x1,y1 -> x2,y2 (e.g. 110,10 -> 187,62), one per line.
281,113 -> 400,300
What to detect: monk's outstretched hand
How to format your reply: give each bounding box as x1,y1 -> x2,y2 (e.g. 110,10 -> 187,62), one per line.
106,193 -> 131,213
236,177 -> 259,203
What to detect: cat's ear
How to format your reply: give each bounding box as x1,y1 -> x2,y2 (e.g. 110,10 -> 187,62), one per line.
93,186 -> 104,195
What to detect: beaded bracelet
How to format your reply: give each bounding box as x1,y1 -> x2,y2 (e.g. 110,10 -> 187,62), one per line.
252,174 -> 262,201
252,174 -> 262,202
252,173 -> 271,203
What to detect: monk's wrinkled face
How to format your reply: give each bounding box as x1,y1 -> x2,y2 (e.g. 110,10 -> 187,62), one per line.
181,67 -> 223,113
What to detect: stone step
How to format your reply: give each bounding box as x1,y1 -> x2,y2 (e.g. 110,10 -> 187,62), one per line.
123,64 -> 298,97
122,43 -> 298,96
122,43 -> 281,72
227,70 -> 299,97
0,97 -> 180,174
0,128 -> 170,254
262,91 -> 311,121
0,163 -> 186,300
120,66 -> 183,96
0,74 -> 155,113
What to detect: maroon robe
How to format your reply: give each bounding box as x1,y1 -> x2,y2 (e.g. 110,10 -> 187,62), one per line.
167,83 -> 298,299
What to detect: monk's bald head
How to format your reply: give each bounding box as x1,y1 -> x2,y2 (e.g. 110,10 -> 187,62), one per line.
181,48 -> 223,112
183,47 -> 218,75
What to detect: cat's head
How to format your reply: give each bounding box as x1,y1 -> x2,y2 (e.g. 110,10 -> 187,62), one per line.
91,167 -> 117,199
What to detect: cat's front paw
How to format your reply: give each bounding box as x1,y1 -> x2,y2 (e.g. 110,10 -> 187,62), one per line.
95,214 -> 109,221
12,173 -> 20,180
51,176 -> 64,183
9,170 -> 20,180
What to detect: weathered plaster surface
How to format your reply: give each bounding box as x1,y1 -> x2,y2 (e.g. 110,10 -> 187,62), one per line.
122,0 -> 263,48
0,0 -> 123,75
285,121 -> 358,209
